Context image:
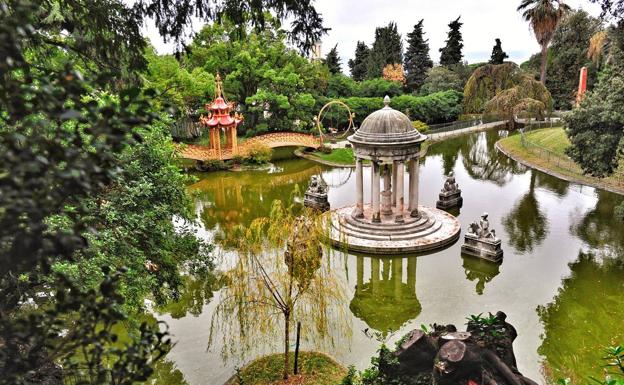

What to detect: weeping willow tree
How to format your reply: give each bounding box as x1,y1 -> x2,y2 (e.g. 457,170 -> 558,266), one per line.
208,200 -> 348,380
463,62 -> 552,118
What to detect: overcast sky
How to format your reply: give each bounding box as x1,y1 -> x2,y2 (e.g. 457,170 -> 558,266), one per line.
146,0 -> 602,69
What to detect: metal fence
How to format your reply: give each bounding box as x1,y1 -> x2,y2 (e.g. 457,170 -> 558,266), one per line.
519,128 -> 624,190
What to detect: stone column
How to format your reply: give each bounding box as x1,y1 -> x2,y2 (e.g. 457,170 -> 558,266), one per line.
371,161 -> 381,223
231,126 -> 238,153
383,165 -> 391,191
409,158 -> 420,218
391,161 -> 398,206
353,158 -> 364,218
395,161 -> 404,223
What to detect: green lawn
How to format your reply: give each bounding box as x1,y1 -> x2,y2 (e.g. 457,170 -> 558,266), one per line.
498,127 -> 624,193
227,352 -> 347,385
523,127 -> 571,156
311,148 -> 355,165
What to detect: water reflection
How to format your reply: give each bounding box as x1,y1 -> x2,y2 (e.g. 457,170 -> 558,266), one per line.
349,256 -> 420,336
188,159 -> 323,245
156,275 -> 219,319
537,251 -> 624,382
502,172 -> 549,253
460,131 -> 526,185
571,190 -> 624,251
461,255 -> 501,295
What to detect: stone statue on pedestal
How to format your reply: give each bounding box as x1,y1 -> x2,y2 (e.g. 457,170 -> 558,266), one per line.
436,172 -> 463,210
462,212 -> 503,262
304,175 -> 330,211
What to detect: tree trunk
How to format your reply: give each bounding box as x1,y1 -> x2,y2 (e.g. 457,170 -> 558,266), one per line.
283,311 -> 290,380
539,44 -> 548,84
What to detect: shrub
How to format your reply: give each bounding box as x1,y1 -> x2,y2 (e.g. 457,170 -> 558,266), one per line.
412,120 -> 429,133
318,145 -> 333,154
358,78 -> 403,97
243,142 -> 273,165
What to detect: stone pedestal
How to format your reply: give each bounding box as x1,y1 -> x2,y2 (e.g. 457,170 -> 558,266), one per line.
436,189 -> 463,210
381,191 -> 393,215
304,191 -> 330,211
461,234 -> 503,262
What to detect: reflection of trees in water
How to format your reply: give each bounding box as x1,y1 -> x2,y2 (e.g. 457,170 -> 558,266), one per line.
460,131 -> 527,186
349,256 -> 420,336
534,171 -> 568,197
150,359 -> 189,385
156,274 -> 219,319
426,137 -> 465,175
189,161 -> 322,245
461,256 -> 501,295
502,172 -> 549,253
537,251 -> 624,383
571,190 -> 624,251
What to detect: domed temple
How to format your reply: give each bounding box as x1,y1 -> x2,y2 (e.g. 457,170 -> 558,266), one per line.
329,96 -> 461,254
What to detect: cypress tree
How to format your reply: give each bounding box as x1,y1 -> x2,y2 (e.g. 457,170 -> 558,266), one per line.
366,22 -> 403,79
325,44 -> 342,74
404,19 -> 433,92
439,16 -> 464,66
489,38 -> 509,64
348,41 -> 370,81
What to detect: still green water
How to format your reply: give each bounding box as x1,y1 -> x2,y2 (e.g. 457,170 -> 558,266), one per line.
156,130 -> 624,385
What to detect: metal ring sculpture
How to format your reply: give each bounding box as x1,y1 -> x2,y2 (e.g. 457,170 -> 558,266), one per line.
315,100 -> 355,141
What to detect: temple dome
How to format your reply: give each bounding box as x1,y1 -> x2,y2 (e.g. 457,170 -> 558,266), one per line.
348,96 -> 426,147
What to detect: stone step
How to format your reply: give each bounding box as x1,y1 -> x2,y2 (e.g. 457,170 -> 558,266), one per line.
336,219 -> 438,237
332,220 -> 442,241
343,215 -> 430,232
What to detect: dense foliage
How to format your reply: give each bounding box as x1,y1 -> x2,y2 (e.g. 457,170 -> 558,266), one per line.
546,10 -> 602,109
366,22 -> 403,79
404,20 -> 433,93
349,41 -> 371,81
421,66 -> 464,95
565,59 -> 624,177
326,44 -> 342,74
439,17 -> 464,66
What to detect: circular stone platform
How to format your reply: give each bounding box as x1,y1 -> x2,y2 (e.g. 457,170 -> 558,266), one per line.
328,205 -> 461,254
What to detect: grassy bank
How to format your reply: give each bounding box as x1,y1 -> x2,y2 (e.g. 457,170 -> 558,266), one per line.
310,148 -> 355,165
226,352 -> 347,385
497,127 -> 624,194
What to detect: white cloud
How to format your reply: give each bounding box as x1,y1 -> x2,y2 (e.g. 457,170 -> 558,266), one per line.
145,0 -> 602,68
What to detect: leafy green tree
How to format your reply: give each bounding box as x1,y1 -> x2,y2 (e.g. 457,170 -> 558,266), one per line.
565,64 -> 624,177
349,41 -> 370,81
358,78 -> 404,97
184,19 -> 325,134
325,44 -> 342,74
489,38 -> 509,64
464,63 -> 533,113
439,17 -> 464,66
546,10 -> 602,109
518,0 -> 571,84
404,19 -> 433,93
327,74 -> 358,98
590,0 -> 624,19
420,66 -> 464,95
366,22 -> 403,79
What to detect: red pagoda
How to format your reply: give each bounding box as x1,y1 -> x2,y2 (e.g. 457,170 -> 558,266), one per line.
199,73 -> 244,157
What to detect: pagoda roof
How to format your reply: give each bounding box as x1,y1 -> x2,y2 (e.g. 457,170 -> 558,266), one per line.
208,97 -> 229,111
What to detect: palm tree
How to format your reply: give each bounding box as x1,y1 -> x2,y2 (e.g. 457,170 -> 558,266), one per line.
518,0 -> 571,84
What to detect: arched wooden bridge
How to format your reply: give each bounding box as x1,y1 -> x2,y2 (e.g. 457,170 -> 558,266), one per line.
179,132 -> 323,161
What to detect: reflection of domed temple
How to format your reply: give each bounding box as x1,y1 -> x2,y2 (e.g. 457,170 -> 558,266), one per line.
350,256 -> 420,335
329,96 -> 460,254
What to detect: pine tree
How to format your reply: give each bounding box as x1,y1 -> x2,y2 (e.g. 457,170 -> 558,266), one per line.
489,38 -> 509,64
366,22 -> 403,79
439,16 -> 464,66
348,41 -> 370,81
404,19 -> 433,92
325,44 -> 342,74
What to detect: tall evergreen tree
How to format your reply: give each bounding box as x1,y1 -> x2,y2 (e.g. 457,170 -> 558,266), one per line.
404,19 -> 433,92
439,17 -> 464,66
366,22 -> 403,79
325,44 -> 342,74
348,41 -> 370,81
489,38 -> 509,64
